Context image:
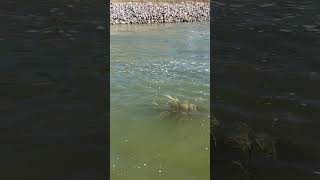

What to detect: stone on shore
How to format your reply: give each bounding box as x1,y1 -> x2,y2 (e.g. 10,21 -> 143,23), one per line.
110,2 -> 210,25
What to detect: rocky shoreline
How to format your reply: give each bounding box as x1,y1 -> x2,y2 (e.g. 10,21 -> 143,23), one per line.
110,2 -> 210,25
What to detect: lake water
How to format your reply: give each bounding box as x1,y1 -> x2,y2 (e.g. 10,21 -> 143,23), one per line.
212,0 -> 320,179
2,0 -> 319,179
111,23 -> 210,180
1,1 -> 108,179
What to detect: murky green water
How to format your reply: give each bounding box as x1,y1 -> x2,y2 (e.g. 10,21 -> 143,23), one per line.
111,23 -> 210,180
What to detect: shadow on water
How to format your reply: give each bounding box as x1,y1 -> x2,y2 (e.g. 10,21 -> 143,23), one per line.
0,1 -> 108,179
212,0 -> 320,179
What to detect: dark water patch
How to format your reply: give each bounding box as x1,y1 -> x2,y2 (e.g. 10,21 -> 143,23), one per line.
213,0 -> 320,179
0,0 -> 108,179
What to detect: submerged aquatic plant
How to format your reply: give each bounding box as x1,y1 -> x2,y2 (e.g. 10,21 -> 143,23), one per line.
254,133 -> 277,160
165,95 -> 198,113
158,95 -> 199,120
159,110 -> 171,120
228,122 -> 277,161
166,95 -> 180,111
223,122 -> 277,180
229,122 -> 254,158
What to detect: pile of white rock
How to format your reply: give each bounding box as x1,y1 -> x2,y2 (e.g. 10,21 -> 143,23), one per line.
110,2 -> 210,25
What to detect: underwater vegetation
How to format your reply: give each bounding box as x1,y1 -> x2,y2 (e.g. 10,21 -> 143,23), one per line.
213,119 -> 277,180
213,120 -> 277,180
154,95 -> 278,180
157,95 -> 199,121
227,122 -> 276,161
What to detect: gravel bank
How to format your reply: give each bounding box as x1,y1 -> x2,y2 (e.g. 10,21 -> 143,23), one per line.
110,2 -> 210,25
